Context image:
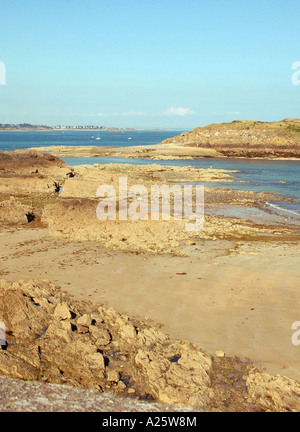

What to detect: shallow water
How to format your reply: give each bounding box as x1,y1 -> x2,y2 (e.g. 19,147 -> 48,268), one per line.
206,205 -> 300,227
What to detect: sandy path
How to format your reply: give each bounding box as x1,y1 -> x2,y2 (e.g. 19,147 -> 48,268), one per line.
0,227 -> 299,381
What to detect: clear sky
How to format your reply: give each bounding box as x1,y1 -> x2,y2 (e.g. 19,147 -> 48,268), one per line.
0,0 -> 299,129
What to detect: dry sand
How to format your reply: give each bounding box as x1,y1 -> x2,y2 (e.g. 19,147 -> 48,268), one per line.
1,226 -> 299,382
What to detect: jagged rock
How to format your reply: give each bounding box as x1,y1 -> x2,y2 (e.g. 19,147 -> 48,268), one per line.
133,345 -> 213,408
0,351 -> 40,381
115,317 -> 137,340
137,328 -> 168,348
77,314 -> 91,327
0,282 -> 51,339
107,370 -> 120,383
53,303 -> 72,321
77,314 -> 92,333
89,326 -> 111,346
46,320 -> 72,343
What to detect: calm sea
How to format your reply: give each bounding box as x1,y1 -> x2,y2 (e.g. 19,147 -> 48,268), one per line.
0,129 -> 185,151
0,130 -> 299,223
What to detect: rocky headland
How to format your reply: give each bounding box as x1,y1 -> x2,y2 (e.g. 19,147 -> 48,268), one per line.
160,119 -> 300,159
28,119 -> 300,160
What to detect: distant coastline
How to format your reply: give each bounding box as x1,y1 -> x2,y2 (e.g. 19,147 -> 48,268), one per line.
0,123 -> 167,132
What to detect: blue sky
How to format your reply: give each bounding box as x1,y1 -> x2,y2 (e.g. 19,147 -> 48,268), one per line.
0,0 -> 299,129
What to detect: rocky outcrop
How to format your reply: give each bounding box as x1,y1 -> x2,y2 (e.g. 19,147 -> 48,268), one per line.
0,150 -> 73,196
0,279 -> 213,408
160,119 -> 300,159
0,279 -> 299,411
0,150 -> 71,177
0,198 -> 34,225
246,372 -> 300,412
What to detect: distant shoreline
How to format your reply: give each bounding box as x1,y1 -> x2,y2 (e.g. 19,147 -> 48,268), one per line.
0,128 -> 169,132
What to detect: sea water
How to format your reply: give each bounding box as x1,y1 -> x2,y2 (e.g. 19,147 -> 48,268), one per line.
0,129 -> 185,151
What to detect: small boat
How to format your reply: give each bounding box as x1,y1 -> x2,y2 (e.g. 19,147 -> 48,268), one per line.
95,133 -> 101,140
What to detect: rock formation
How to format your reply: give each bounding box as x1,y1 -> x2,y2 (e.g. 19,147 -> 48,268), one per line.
160,119 -> 300,158
0,150 -> 73,196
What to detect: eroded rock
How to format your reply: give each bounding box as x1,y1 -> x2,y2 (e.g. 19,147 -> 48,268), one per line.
246,372 -> 300,412
0,150 -> 72,197
0,199 -> 34,225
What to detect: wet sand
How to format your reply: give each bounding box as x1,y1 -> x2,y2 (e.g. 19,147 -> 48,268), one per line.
1,226 -> 299,381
